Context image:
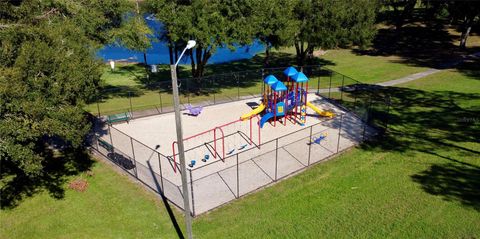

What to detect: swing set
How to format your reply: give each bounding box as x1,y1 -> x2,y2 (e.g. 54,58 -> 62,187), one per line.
171,115 -> 260,172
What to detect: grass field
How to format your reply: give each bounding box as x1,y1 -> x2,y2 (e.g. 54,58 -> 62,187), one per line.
0,160 -> 185,239
2,59 -> 479,238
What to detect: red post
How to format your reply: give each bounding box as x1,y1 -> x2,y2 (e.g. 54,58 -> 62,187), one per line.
305,82 -> 308,123
249,117 -> 253,145
273,92 -> 277,127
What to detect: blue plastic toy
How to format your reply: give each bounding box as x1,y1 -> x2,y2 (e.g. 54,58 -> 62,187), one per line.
201,154 -> 210,162
238,144 -> 248,150
227,149 -> 235,155
188,160 -> 196,167
311,134 -> 327,145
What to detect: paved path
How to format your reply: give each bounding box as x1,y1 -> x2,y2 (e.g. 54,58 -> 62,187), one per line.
318,51 -> 480,93
376,68 -> 441,87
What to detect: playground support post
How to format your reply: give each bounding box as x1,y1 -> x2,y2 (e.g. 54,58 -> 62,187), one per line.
170,64 -> 193,239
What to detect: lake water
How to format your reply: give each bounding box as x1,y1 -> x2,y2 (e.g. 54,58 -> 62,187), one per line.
96,14 -> 265,65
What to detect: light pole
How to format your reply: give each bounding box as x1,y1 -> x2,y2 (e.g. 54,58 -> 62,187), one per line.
170,40 -> 196,239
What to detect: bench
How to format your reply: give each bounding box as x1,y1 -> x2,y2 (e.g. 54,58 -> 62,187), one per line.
107,112 -> 131,124
98,138 -> 113,152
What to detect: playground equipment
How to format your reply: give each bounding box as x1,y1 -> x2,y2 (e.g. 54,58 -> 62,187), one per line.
186,104 -> 203,116
171,115 -> 260,172
309,132 -> 328,145
241,66 -> 334,127
306,102 -> 334,118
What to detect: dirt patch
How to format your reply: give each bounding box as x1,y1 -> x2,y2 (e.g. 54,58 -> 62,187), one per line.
68,179 -> 89,192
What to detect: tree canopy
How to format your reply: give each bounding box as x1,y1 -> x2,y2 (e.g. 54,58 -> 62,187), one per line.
0,0 -> 133,200
293,0 -> 378,66
147,0 -> 256,77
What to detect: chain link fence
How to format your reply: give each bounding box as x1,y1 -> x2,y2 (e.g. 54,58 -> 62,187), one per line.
89,65 -> 391,216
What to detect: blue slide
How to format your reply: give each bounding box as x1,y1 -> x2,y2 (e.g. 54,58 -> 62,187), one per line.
259,112 -> 275,128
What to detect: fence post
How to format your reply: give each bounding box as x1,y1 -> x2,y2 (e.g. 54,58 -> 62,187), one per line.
159,89 -> 163,113
317,74 -> 321,95
353,91 -> 358,112
186,79 -> 190,104
189,169 -> 195,217
157,152 -> 164,191
340,75 -> 345,101
362,97 -> 372,141
275,138 -> 278,181
130,138 -> 138,178
94,134 -> 100,151
337,114 -> 343,153
384,97 -> 391,135
308,126 -> 313,166
236,153 -> 240,198
237,73 -> 240,100
107,124 -> 114,151
129,91 -> 133,114
328,73 -> 332,98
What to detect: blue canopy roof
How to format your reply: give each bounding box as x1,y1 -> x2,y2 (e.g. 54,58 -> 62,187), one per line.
283,66 -> 298,77
271,81 -> 287,92
292,72 -> 309,83
263,75 -> 279,85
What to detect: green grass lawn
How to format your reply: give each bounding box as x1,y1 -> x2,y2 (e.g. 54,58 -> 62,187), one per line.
192,64 -> 480,238
0,160 -> 185,239
3,61 -> 479,238
321,50 -> 429,83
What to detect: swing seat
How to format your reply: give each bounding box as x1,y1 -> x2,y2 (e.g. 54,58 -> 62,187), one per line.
312,135 -> 326,144
188,160 -> 196,167
201,154 -> 210,162
227,149 -> 235,155
238,144 -> 248,150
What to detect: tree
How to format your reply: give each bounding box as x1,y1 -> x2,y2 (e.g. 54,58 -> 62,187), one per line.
447,1 -> 480,49
147,0 -> 255,77
0,0 -> 132,204
113,1 -> 153,66
252,0 -> 298,67
383,0 -> 417,30
292,0 -> 378,66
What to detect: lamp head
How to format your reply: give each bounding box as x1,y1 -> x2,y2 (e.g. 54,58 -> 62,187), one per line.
186,40 -> 196,49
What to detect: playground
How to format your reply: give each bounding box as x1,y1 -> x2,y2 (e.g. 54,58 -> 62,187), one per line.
96,66 -> 375,215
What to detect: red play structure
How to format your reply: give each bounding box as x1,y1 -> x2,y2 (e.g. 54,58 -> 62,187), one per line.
171,115 -> 260,173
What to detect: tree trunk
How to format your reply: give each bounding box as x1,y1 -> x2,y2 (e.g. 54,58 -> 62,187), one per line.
394,0 -> 416,30
264,45 -> 271,67
460,16 -> 473,49
294,41 -> 307,66
168,43 -> 174,65
189,46 -> 211,78
306,45 -> 314,65
143,52 -> 148,65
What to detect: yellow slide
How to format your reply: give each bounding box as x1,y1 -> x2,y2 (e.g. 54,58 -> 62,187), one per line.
240,104 -> 266,120
306,102 -> 334,118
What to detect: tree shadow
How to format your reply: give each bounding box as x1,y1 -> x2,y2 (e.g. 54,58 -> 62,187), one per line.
353,20 -> 480,73
334,64 -> 480,210
411,162 -> 480,211
1,147 -> 95,209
